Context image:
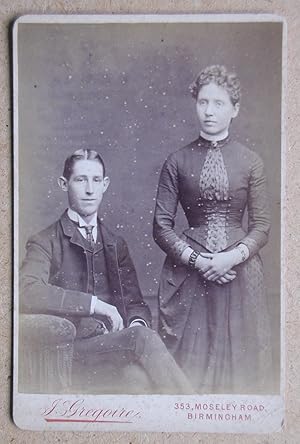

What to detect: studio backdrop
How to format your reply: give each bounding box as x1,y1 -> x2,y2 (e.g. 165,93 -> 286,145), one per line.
17,20 -> 282,386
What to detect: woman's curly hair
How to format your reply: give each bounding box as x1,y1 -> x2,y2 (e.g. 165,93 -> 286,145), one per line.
189,65 -> 241,105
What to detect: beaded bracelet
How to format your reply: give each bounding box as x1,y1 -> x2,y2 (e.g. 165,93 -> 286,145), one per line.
188,250 -> 200,268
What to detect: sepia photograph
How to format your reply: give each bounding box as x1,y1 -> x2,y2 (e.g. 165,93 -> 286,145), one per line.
13,14 -> 284,432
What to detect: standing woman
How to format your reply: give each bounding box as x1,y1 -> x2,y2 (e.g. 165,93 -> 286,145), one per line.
153,65 -> 272,394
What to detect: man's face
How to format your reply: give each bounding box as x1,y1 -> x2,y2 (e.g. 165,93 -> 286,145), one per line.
62,159 -> 109,220
196,82 -> 239,136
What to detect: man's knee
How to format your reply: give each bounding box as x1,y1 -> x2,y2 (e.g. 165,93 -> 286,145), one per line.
128,326 -> 167,358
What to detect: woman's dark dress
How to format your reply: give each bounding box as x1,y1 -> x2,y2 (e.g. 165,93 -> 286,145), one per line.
153,135 -> 273,394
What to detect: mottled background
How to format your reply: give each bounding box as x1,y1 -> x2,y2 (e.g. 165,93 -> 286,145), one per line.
18,21 -> 282,383
0,2 -> 299,443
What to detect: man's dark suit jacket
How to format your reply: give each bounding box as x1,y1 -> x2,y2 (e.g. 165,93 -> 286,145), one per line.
20,211 -> 151,332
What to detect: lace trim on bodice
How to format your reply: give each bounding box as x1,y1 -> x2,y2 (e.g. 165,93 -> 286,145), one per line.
199,139 -> 230,252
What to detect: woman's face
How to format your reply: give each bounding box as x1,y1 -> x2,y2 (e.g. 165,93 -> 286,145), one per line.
196,82 -> 239,137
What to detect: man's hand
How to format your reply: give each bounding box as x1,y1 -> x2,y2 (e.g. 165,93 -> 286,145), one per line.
94,299 -> 124,332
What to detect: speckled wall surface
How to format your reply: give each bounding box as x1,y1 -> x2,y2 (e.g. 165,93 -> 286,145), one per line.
1,1 -> 299,443
16,21 -> 282,377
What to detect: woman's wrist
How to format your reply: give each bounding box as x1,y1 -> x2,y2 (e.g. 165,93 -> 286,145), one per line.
232,243 -> 250,265
194,254 -> 206,272
180,246 -> 194,265
180,246 -> 201,268
188,250 -> 200,268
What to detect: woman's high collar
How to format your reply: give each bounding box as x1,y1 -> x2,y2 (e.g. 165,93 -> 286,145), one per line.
197,132 -> 230,148
199,130 -> 229,142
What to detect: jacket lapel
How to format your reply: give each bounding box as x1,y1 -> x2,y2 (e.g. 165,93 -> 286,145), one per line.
93,225 -> 104,253
60,211 -> 103,252
60,211 -> 86,249
100,223 -> 127,322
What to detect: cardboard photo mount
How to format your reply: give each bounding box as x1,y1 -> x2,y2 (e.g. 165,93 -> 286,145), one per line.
13,13 -> 285,433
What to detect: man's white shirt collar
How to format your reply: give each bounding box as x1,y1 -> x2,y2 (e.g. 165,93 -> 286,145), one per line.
67,208 -> 98,242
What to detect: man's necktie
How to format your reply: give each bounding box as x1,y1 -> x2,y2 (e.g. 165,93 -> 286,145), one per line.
84,225 -> 94,247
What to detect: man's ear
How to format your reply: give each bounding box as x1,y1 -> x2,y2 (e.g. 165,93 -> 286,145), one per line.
57,176 -> 68,191
103,176 -> 110,193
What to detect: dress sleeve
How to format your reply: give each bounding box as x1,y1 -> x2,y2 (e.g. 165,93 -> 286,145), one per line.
240,153 -> 271,257
153,153 -> 190,261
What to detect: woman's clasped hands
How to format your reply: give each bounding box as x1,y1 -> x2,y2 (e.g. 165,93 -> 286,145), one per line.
195,250 -> 239,285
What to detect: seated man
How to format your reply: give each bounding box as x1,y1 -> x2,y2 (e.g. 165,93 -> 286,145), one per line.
20,148 -> 192,394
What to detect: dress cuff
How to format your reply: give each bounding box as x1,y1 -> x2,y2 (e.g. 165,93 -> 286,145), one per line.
234,243 -> 250,263
170,239 -> 190,260
239,237 -> 259,258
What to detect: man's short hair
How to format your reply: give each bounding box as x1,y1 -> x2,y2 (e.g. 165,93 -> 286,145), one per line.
63,149 -> 106,180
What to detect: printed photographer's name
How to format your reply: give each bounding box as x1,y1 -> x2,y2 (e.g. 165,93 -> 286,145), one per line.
42,399 -> 141,423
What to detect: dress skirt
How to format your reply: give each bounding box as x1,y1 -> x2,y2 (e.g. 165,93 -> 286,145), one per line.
159,251 -> 273,394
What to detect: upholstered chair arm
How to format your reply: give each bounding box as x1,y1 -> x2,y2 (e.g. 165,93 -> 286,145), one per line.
19,314 -> 76,393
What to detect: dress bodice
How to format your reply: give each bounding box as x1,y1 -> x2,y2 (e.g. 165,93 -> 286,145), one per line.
153,136 -> 270,257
